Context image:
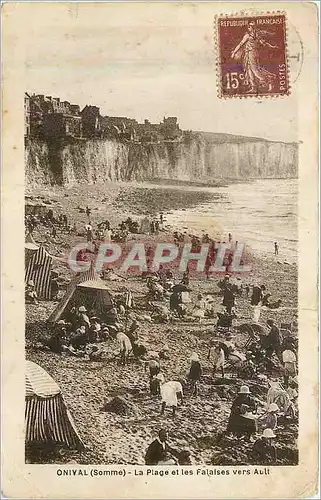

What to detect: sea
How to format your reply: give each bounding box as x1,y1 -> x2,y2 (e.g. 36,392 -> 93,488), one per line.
165,179 -> 298,263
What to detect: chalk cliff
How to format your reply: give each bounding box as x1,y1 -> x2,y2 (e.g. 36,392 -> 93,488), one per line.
25,132 -> 298,187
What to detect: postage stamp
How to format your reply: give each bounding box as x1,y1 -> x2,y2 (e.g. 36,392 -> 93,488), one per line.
216,13 -> 289,98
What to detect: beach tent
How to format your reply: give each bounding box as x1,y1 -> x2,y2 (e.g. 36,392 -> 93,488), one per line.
47,264 -> 113,323
25,244 -> 53,300
25,235 -> 39,265
25,360 -> 84,449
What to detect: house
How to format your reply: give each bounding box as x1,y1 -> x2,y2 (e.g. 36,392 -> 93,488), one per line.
161,116 -> 181,140
101,116 -> 139,141
43,113 -> 82,139
80,105 -> 102,137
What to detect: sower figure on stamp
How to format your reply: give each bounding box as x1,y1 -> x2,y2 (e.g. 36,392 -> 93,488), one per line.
231,21 -> 278,93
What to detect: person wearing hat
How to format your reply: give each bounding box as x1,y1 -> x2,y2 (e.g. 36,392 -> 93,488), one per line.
226,385 -> 257,440
267,380 -> 296,419
259,403 -> 279,431
252,428 -> 277,465
188,353 -> 202,396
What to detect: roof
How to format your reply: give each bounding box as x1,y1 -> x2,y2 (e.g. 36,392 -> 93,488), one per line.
26,360 -> 61,398
77,279 -> 111,291
25,242 -> 39,251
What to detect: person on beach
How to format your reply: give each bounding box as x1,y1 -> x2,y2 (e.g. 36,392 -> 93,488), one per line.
208,343 -> 225,378
192,294 -> 206,322
26,280 -> 38,304
85,206 -> 91,218
85,222 -> 93,243
252,428 -> 277,465
266,381 -> 296,419
265,320 -> 282,359
222,284 -> 236,314
259,403 -> 279,431
145,429 -> 178,465
274,242 -> 279,256
77,306 -> 90,329
251,283 -> 264,306
145,358 -> 161,394
226,385 -> 257,440
188,353 -> 202,396
267,299 -> 282,309
156,375 -> 183,417
116,331 -> 132,365
261,292 -> 271,307
282,348 -> 297,387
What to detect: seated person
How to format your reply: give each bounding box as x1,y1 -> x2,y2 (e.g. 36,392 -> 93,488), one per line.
26,280 -> 38,304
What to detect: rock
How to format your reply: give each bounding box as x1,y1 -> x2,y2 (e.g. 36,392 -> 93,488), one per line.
103,396 -> 140,417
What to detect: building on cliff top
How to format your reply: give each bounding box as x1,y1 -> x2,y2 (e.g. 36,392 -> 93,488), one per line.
80,105 -> 102,138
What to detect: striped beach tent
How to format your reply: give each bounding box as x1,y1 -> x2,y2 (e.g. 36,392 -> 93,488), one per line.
25,245 -> 53,300
25,360 -> 84,449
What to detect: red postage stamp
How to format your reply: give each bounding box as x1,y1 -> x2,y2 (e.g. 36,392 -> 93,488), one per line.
216,13 -> 289,98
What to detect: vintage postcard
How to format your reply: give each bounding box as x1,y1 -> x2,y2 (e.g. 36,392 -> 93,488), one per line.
1,1 -> 319,498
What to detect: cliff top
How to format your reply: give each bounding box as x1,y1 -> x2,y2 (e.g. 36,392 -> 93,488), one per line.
194,131 -> 298,146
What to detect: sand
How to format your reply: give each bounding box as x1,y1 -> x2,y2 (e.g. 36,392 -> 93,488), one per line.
25,181 -> 298,465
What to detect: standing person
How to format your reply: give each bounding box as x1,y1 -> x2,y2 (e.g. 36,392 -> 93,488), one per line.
251,283 -> 263,306
86,206 -> 91,219
188,353 -> 202,396
274,242 -> 279,256
159,213 -> 164,225
208,343 -> 225,378
265,319 -> 282,360
157,375 -> 183,417
170,291 -> 184,318
155,220 -> 160,235
150,220 -> 155,234
77,306 -> 90,329
85,222 -> 93,243
51,225 -> 57,238
145,358 -> 161,394
116,331 -> 132,365
228,232 -> 232,243
282,348 -> 297,387
223,284 -> 235,314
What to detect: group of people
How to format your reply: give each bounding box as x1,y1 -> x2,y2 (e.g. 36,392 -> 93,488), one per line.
27,209 -> 297,465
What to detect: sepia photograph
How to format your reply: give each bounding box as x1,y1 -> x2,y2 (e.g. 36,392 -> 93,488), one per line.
1,2 -> 319,498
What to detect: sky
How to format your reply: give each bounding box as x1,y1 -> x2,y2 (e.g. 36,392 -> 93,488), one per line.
22,3 -> 301,142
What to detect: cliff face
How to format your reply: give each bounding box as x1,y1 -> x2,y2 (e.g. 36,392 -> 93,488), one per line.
25,133 -> 298,187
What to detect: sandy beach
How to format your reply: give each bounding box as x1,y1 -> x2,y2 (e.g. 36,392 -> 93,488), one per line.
25,181 -> 298,466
